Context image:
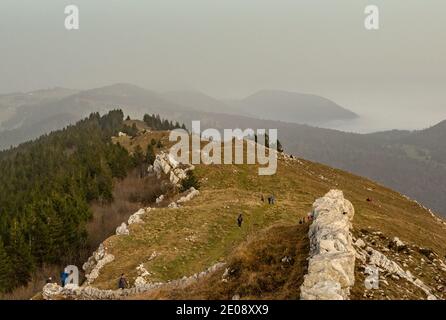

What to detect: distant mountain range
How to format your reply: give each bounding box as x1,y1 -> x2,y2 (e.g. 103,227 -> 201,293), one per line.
0,83 -> 358,149
1,83 -> 446,217
228,89 -> 358,124
161,89 -> 358,124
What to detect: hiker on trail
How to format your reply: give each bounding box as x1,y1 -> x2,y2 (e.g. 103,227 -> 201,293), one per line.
118,273 -> 129,289
237,214 -> 243,227
60,270 -> 68,287
268,195 -> 275,205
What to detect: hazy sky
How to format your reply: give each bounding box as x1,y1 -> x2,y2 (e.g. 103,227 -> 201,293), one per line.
1,0 -> 445,131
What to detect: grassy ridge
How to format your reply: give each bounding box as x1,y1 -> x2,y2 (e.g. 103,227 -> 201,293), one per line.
91,131 -> 446,294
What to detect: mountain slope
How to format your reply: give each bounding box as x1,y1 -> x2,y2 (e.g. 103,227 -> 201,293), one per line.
0,110 -> 135,294
3,84 -> 446,219
0,84 -> 188,150
229,90 -> 358,124
0,87 -> 78,131
161,91 -> 245,116
0,85 -> 359,147
65,129 -> 446,300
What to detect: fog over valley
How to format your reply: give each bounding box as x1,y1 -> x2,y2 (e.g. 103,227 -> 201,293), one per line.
1,0 -> 445,133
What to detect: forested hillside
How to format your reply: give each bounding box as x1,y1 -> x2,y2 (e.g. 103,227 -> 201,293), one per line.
0,110 -> 133,293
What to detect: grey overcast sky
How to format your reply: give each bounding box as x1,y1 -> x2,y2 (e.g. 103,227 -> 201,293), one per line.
0,0 -> 445,131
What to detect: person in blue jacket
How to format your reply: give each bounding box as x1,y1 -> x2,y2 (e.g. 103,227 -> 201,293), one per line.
60,270 -> 69,287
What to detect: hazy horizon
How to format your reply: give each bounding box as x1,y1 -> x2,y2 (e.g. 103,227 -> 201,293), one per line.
1,0 -> 445,132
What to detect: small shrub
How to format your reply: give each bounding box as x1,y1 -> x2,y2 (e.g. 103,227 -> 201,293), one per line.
180,170 -> 200,192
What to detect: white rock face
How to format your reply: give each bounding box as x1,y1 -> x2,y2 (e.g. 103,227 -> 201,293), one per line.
134,263 -> 152,287
359,246 -> 438,299
367,247 -> 407,277
94,243 -> 106,261
300,190 -> 356,300
355,238 -> 366,248
151,152 -> 193,187
168,202 -> 179,208
167,187 -> 200,208
64,283 -> 79,290
42,283 -> 63,300
128,208 -> 151,225
391,237 -> 406,251
85,253 -> 115,285
177,187 -> 200,204
82,243 -> 115,285
116,222 -> 129,236
156,194 -> 165,204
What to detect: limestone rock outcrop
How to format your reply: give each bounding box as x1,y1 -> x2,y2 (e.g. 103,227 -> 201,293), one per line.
354,237 -> 439,300
300,189 -> 356,300
177,187 -> 200,204
82,243 -> 115,285
128,208 -> 152,225
148,152 -> 194,187
115,222 -> 129,236
134,264 -> 152,288
42,283 -> 63,300
166,187 -> 200,208
156,194 -> 165,204
390,237 -> 406,251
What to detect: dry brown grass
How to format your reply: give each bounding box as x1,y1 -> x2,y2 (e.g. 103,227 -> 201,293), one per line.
138,223 -> 310,300
87,169 -> 166,250
90,131 -> 446,300
18,127 -> 446,300
0,264 -> 61,300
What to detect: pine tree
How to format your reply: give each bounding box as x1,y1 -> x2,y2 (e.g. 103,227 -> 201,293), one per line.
146,144 -> 156,165
133,145 -> 145,166
133,145 -> 146,178
0,238 -> 14,293
7,220 -> 34,287
132,123 -> 138,134
0,110 -> 134,292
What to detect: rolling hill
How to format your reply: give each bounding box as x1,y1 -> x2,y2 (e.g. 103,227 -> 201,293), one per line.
228,89 -> 358,124
2,83 -> 446,219
0,87 -> 78,131
0,84 -> 359,148
38,126 -> 446,300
